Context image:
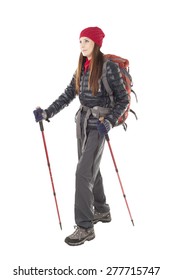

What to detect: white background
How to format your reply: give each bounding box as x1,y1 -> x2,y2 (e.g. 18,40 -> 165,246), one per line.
0,0 -> 173,279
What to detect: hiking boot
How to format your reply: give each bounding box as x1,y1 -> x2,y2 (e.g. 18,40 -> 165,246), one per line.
93,210 -> 111,224
64,226 -> 95,246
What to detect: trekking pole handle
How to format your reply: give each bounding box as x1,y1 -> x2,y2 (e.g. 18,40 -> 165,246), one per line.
105,133 -> 110,142
98,116 -> 110,142
39,121 -> 44,132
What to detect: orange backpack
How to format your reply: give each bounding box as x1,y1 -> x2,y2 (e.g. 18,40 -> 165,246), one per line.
102,54 -> 138,130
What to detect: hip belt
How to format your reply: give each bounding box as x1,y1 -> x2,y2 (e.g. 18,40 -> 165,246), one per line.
76,105 -> 111,152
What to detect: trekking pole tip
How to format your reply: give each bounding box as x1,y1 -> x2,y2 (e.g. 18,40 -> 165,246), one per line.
59,223 -> 62,230
131,220 -> 134,226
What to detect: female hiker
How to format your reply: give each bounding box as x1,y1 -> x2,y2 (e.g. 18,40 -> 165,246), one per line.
33,26 -> 129,246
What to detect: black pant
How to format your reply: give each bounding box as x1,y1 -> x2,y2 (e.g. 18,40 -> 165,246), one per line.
75,129 -> 110,228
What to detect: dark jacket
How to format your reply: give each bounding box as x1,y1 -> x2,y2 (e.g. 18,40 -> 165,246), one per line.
46,60 -> 130,128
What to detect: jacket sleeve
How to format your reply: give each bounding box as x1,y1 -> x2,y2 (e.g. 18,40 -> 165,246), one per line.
45,73 -> 76,119
104,61 -> 130,127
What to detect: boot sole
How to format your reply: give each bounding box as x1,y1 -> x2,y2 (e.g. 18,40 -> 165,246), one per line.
93,217 -> 111,224
65,233 -> 95,246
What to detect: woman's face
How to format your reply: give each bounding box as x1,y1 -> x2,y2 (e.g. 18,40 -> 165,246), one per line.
79,37 -> 95,60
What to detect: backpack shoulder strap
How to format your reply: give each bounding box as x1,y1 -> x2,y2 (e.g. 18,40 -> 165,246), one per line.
102,60 -> 114,107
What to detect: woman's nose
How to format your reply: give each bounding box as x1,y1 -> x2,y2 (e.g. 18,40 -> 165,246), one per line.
80,41 -> 85,48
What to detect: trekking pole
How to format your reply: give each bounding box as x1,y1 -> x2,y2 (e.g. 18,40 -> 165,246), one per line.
105,134 -> 134,226
39,121 -> 62,230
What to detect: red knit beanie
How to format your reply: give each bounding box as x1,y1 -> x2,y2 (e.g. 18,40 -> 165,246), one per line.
80,27 -> 105,47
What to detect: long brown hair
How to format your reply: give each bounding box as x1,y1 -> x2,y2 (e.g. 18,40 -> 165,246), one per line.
75,44 -> 104,96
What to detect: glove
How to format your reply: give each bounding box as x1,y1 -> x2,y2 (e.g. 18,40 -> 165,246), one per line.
97,119 -> 112,137
33,107 -> 47,122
